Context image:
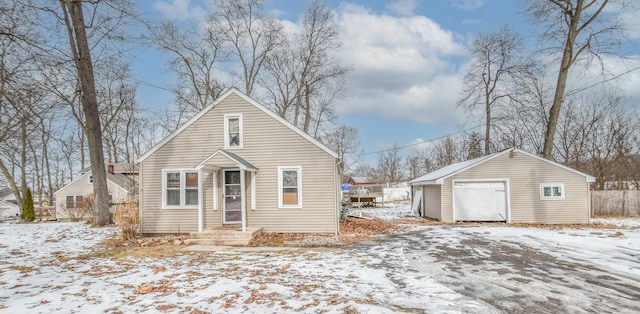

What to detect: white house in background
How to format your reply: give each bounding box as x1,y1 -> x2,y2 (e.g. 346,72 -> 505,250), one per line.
54,163 -> 137,220
410,148 -> 596,224
0,189 -> 19,219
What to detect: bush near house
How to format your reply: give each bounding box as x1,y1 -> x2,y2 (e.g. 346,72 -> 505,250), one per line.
114,201 -> 140,241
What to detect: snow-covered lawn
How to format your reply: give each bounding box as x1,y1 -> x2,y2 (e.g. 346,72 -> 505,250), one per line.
1,207 -> 639,313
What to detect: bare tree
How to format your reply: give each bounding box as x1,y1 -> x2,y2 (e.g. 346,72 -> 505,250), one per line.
322,125 -> 362,184
376,145 -> 405,183
459,26 -> 527,155
210,0 -> 282,96
523,0 -> 624,158
261,1 -> 349,135
58,0 -> 110,225
152,21 -> 226,116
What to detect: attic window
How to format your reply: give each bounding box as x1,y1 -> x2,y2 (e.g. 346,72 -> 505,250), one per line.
540,183 -> 564,200
224,114 -> 243,149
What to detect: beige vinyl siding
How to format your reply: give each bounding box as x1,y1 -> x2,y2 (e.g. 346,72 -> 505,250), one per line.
440,151 -> 589,224
422,185 -> 442,220
141,94 -> 337,233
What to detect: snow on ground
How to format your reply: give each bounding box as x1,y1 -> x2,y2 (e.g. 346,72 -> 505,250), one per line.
349,203 -> 413,220
0,221 -> 486,313
592,217 -> 640,228
1,210 -> 640,313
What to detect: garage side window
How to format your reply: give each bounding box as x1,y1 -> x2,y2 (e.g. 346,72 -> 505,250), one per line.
540,183 -> 564,200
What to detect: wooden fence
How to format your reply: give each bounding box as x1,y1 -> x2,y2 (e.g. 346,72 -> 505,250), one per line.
591,190 -> 640,217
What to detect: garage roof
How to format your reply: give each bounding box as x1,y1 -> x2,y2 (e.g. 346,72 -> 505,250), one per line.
410,148 -> 596,185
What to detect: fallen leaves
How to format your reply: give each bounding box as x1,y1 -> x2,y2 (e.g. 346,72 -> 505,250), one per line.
153,266 -> 166,274
250,217 -> 402,247
135,280 -> 174,295
9,265 -> 35,273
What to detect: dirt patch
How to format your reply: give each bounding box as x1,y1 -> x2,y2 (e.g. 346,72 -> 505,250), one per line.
249,217 -> 401,247
96,234 -> 189,259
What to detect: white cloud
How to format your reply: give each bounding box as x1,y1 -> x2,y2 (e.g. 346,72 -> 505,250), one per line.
449,0 -> 485,11
333,4 -> 468,125
385,0 -> 419,16
153,0 -> 206,20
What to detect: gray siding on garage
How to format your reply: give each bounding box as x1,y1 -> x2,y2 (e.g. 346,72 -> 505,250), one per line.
422,185 -> 442,220
439,151 -> 590,224
140,92 -> 338,234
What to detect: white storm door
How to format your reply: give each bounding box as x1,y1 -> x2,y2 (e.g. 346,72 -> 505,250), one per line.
223,169 -> 242,224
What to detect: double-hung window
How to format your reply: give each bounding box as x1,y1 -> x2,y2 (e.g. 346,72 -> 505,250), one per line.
163,170 -> 199,208
278,166 -> 302,208
65,195 -> 84,208
224,114 -> 243,149
540,183 -> 564,200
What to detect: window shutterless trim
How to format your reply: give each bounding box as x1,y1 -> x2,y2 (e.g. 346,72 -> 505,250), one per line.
539,183 -> 565,200
162,169 -> 200,209
224,113 -> 243,149
277,166 -> 302,208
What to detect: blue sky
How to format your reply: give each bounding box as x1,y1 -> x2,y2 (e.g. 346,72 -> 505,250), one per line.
130,0 -> 640,164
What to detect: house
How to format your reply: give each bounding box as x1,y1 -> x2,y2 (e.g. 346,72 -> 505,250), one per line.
136,88 -> 340,235
54,163 -> 137,220
410,148 -> 595,224
0,189 -> 19,219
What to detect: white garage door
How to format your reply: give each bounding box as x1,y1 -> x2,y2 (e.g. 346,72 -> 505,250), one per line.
453,181 -> 507,221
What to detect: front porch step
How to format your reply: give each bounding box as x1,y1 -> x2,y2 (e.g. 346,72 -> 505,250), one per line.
187,227 -> 263,246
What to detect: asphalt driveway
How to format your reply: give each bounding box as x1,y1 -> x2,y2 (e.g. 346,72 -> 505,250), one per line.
354,224 -> 640,313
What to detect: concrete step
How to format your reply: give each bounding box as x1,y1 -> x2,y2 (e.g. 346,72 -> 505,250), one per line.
187,227 -> 263,245
184,238 -> 251,246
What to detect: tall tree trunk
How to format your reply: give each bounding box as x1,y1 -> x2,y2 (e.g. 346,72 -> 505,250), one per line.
542,0 -> 591,159
20,119 -> 27,197
484,87 -> 491,155
61,0 -> 110,225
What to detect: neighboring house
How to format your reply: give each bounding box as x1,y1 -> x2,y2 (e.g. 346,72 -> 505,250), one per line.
410,148 -> 596,224
54,164 -> 137,220
348,176 -> 372,186
80,163 -> 139,183
137,88 -> 340,234
0,189 -> 19,218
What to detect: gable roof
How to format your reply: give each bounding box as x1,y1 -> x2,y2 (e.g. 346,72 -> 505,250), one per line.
195,149 -> 258,171
410,148 -> 596,185
54,171 -> 135,196
137,88 -> 338,162
81,163 -> 138,175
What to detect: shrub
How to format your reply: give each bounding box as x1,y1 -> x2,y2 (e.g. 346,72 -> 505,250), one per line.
58,194 -> 93,222
114,201 -> 140,241
21,188 -> 36,222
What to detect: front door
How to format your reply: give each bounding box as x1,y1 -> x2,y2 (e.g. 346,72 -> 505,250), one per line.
223,169 -> 242,224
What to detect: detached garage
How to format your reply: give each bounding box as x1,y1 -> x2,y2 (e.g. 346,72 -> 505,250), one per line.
410,148 -> 595,224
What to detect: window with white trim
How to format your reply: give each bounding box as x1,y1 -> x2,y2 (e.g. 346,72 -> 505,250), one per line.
163,170 -> 199,208
224,114 -> 243,149
540,183 -> 564,200
278,166 -> 302,208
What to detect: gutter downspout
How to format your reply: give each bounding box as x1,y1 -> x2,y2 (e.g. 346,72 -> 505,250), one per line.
198,168 -> 203,232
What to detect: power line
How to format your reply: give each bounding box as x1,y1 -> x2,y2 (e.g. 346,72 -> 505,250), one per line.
360,123 -> 485,156
127,77 -> 173,92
